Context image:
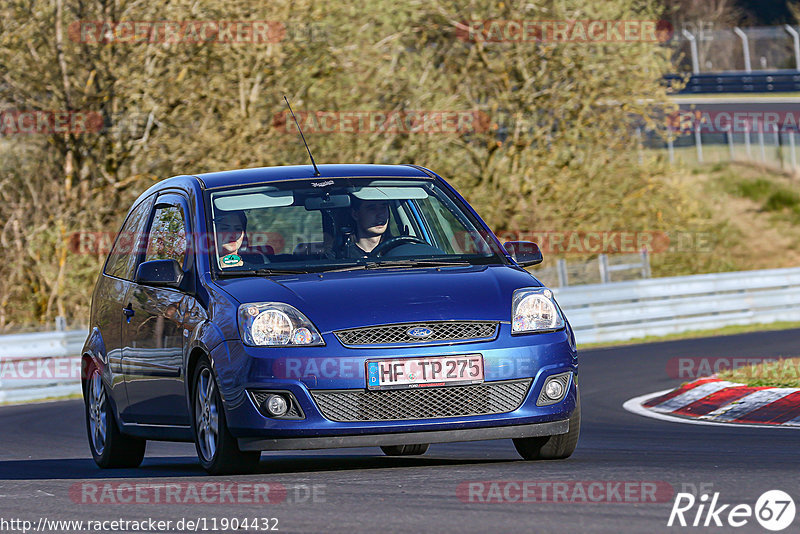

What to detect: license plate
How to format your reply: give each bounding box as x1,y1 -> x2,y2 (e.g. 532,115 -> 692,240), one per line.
366,354 -> 484,390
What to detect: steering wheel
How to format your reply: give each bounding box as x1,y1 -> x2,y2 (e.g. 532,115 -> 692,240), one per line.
372,236 -> 429,257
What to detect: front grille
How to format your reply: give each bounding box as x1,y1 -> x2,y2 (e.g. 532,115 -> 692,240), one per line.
334,321 -> 498,347
310,379 -> 531,422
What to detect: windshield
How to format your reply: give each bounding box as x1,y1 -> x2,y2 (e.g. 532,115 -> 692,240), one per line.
207,177 -> 506,274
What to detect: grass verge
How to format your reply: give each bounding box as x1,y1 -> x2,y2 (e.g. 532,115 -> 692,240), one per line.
716,357 -> 800,388
0,392 -> 82,407
580,320 -> 800,349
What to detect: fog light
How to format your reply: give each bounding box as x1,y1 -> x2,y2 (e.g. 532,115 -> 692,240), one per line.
537,372 -> 572,406
545,379 -> 564,400
264,394 -> 288,417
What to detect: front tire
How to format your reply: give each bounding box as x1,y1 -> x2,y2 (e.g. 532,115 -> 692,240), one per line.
192,358 -> 260,475
84,361 -> 146,468
380,444 -> 429,456
513,388 -> 581,461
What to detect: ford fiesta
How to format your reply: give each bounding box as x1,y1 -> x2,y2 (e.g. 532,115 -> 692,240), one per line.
82,164 -> 580,474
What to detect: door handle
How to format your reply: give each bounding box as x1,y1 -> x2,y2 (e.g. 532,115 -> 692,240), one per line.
122,304 -> 135,322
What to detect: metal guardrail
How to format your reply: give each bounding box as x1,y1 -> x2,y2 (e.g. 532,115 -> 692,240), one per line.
666,70 -> 800,94
2,265 -> 800,402
0,329 -> 86,403
554,266 -> 800,344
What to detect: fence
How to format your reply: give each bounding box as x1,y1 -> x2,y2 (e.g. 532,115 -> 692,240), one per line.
672,25 -> 800,74
532,251 -> 651,287
654,121 -> 800,170
2,265 -> 800,401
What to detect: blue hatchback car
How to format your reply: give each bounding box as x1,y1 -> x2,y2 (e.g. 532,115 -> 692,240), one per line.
82,164 -> 579,474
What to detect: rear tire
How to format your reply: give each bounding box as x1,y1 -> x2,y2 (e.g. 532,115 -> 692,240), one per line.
84,361 -> 146,468
513,388 -> 580,461
192,358 -> 261,475
380,444 -> 429,456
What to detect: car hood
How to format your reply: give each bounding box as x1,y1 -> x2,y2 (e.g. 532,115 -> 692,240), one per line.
213,265 -> 541,332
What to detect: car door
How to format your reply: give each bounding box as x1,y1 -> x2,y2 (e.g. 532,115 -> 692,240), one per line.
120,193 -> 192,426
94,195 -> 156,417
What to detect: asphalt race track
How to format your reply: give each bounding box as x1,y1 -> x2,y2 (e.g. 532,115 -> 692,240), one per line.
1,329 -> 799,533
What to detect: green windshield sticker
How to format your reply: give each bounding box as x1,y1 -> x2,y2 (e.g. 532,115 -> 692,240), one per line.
221,254 -> 241,266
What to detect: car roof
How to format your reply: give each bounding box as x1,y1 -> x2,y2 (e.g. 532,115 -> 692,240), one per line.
193,164 -> 434,190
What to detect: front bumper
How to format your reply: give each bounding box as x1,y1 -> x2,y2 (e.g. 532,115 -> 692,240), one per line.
210,324 -> 578,443
238,419 -> 569,451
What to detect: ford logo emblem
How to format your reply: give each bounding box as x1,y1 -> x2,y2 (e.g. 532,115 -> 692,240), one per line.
407,327 -> 433,339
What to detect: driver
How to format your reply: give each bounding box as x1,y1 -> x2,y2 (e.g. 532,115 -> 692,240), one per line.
342,198 -> 392,258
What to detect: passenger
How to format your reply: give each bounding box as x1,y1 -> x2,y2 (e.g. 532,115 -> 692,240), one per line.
215,210 -> 247,268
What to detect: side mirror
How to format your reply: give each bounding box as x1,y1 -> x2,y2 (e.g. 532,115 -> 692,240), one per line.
135,259 -> 184,288
503,241 -> 543,267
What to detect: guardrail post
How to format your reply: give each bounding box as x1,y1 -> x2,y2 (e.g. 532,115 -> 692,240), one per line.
598,254 -> 610,284
733,27 -> 752,73
694,121 -> 703,164
640,249 -> 651,278
745,123 -> 752,159
682,29 -> 700,74
667,132 -> 675,163
758,126 -> 767,162
55,316 -> 66,332
727,126 -> 735,160
785,25 -> 800,70
557,259 -> 569,287
776,126 -> 784,169
790,129 -> 797,173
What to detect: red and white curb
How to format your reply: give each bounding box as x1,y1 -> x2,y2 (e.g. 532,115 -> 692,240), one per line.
623,378 -> 800,429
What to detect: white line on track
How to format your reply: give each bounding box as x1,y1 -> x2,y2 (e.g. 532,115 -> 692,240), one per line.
622,390 -> 800,430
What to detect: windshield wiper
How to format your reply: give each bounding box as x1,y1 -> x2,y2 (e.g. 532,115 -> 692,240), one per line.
314,263 -> 368,273
365,259 -> 473,269
217,268 -> 309,277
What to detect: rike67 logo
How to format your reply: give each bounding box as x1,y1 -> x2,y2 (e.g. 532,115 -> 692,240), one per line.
668,490 -> 796,531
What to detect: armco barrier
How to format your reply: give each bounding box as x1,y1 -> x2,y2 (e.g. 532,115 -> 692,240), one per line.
0,329 -> 86,403
553,266 -> 800,344
666,70 -> 800,94
2,266 -> 800,402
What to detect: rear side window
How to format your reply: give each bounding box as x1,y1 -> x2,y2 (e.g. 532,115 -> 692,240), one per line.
144,204 -> 188,267
104,195 -> 154,280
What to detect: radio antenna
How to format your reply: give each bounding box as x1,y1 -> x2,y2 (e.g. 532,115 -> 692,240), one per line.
283,96 -> 320,176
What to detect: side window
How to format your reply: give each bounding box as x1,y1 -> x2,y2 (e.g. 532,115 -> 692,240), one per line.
144,204 -> 188,266
104,196 -> 155,280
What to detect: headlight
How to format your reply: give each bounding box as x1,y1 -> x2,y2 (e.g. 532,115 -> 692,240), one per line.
238,303 -> 325,347
511,287 -> 565,334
